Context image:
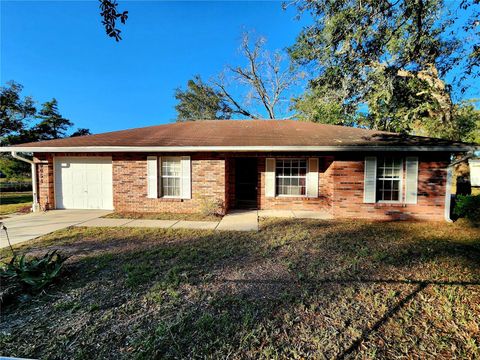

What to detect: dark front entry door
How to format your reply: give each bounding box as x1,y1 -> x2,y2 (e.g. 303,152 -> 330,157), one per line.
235,158 -> 258,209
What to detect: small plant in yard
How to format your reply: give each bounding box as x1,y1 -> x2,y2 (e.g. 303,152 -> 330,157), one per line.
1,250 -> 68,293
199,195 -> 225,217
453,195 -> 480,224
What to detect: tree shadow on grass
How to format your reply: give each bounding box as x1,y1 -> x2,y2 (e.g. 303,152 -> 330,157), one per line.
1,219 -> 480,359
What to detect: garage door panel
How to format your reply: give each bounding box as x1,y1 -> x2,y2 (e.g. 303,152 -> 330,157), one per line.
55,157 -> 113,210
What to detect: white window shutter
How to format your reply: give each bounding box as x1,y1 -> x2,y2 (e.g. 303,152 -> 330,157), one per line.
181,156 -> 191,199
147,156 -> 158,198
158,156 -> 162,197
363,156 -> 377,203
306,158 -> 319,197
405,156 -> 418,204
265,158 -> 276,198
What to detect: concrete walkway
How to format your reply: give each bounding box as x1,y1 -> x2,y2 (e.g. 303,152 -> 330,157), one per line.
76,210 -> 259,232
0,209 -> 112,249
216,210 -> 258,231
0,209 -> 332,249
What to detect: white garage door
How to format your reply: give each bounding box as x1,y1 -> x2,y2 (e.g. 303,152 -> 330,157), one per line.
55,157 -> 113,210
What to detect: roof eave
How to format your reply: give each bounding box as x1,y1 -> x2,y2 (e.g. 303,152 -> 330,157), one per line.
2,145 -> 476,153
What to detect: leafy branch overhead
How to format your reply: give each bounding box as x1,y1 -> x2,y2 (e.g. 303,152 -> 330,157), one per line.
287,0 -> 480,141
99,0 -> 128,41
175,33 -> 303,121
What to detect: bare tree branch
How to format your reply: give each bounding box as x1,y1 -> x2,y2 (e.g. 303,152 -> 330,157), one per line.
212,77 -> 259,118
218,33 -> 301,119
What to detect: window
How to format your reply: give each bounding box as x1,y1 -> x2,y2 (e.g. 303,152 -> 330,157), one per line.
377,158 -> 402,202
162,157 -> 181,197
276,159 -> 307,196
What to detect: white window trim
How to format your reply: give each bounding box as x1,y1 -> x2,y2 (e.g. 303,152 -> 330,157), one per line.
376,158 -> 403,203
275,158 -> 308,198
161,156 -> 182,199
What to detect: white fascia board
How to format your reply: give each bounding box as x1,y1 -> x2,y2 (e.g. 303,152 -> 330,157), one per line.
0,145 -> 476,153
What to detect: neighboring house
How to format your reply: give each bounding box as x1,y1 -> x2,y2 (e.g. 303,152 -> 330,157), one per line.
2,120 -> 476,221
469,159 -> 480,188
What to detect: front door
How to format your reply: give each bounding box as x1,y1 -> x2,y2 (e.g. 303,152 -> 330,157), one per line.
235,158 -> 258,209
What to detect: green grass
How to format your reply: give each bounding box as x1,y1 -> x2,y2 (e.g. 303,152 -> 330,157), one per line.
103,211 -> 221,222
0,191 -> 32,216
0,177 -> 31,183
0,220 -> 479,359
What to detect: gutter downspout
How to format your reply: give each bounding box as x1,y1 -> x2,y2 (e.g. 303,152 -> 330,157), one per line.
11,151 -> 40,212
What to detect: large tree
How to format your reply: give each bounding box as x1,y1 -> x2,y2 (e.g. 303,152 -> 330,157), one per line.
175,76 -> 233,121
34,99 -> 73,140
288,0 -> 479,139
175,33 -> 301,121
0,82 -> 91,177
0,81 -> 36,139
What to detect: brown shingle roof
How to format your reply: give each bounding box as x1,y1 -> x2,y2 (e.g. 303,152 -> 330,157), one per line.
6,120 -> 474,150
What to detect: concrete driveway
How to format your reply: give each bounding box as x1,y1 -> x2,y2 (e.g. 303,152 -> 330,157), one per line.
0,210 -> 111,249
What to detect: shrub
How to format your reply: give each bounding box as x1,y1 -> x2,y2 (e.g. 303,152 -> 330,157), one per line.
0,250 -> 68,292
199,196 -> 225,217
453,195 -> 480,224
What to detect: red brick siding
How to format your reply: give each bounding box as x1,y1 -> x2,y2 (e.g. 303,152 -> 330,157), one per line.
258,156 -> 332,212
331,154 -> 449,221
113,153 -> 226,213
34,154 -> 55,210
33,151 -> 449,220
226,158 -> 236,210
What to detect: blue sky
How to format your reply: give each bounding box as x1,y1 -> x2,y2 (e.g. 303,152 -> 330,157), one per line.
1,1 -> 308,133
1,1 -> 478,135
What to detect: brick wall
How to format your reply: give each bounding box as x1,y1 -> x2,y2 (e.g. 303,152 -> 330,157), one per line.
226,158 -> 236,211
33,151 -> 449,220
113,153 -> 226,213
330,154 -> 449,221
35,153 -> 55,210
258,155 -> 333,212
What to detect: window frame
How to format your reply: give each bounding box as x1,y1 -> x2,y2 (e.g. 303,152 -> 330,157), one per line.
161,156 -> 182,199
376,157 -> 403,203
275,158 -> 308,197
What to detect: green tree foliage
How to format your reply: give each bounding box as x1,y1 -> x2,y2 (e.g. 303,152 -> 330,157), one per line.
175,76 -> 233,121
99,0 -> 128,41
0,81 -> 36,139
449,101 -> 480,142
0,156 -> 30,178
289,0 -> 479,140
70,128 -> 92,137
0,81 -> 91,178
35,99 -> 73,140
461,0 -> 480,79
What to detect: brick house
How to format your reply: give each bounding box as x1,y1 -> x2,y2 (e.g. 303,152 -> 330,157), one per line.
4,120 -> 476,221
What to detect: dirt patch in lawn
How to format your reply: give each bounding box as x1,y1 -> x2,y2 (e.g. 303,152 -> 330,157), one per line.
0,220 -> 479,359
103,211 -> 221,222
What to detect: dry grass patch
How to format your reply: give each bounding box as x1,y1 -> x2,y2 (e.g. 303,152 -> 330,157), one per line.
103,211 -> 221,222
0,219 -> 479,359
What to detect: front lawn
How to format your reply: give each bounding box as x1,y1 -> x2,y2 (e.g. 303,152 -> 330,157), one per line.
0,191 -> 32,217
1,219 -> 479,359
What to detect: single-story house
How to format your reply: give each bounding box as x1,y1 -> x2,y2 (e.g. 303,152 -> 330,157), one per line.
3,120 -> 477,221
